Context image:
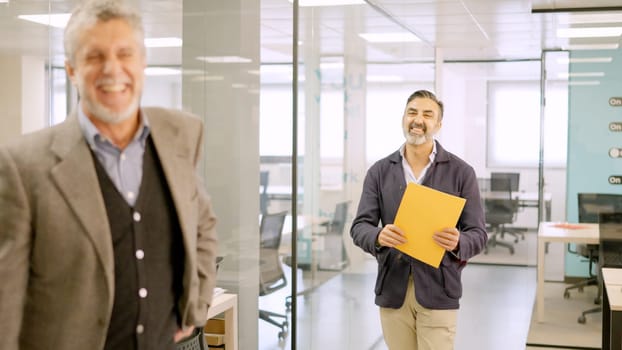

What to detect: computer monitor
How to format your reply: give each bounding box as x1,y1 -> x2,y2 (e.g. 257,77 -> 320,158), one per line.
598,212 -> 622,268
490,172 -> 520,193
577,193 -> 622,223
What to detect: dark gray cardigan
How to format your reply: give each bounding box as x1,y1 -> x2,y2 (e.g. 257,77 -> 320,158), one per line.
350,141 -> 487,309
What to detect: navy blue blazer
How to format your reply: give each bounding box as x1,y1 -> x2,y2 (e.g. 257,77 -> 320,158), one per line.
350,141 -> 487,310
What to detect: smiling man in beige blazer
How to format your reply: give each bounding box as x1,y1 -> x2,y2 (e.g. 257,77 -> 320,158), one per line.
0,1 -> 218,349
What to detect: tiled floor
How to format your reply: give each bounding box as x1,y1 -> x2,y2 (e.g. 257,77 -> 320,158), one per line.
258,260 -> 543,350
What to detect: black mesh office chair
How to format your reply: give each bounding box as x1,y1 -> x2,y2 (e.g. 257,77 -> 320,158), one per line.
317,201 -> 351,271
259,211 -> 289,339
567,193 -> 622,324
564,194 -> 603,305
282,201 -> 352,311
259,171 -> 270,215
483,177 -> 519,255
491,172 -> 525,242
176,327 -> 208,350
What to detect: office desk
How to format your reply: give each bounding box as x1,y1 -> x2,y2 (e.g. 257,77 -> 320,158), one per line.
264,185 -> 303,201
280,215 -> 330,276
536,222 -> 599,322
483,191 -> 552,222
282,215 -> 327,234
602,268 -> 622,350
207,293 -> 238,350
516,192 -> 552,222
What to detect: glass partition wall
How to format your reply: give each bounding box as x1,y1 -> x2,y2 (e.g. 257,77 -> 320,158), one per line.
276,3 -> 435,350
1,1 -> 573,349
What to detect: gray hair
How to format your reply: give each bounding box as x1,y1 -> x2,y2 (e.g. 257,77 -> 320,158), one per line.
64,0 -> 145,64
406,90 -> 444,120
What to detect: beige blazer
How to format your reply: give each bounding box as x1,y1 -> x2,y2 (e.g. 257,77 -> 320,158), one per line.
0,107 -> 218,350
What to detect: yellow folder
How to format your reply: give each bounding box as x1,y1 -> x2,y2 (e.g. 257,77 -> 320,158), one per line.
394,183 -> 466,268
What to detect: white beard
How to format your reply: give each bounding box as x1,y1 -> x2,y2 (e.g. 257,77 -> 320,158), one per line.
81,94 -> 139,124
404,131 -> 430,146
76,76 -> 141,124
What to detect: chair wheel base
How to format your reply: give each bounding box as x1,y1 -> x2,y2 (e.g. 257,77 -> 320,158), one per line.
578,315 -> 586,324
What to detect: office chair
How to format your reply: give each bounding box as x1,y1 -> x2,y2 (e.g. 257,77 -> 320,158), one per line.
563,194 -> 603,306
259,171 -> 270,215
258,211 -> 289,339
490,172 -> 525,242
176,327 -> 208,350
564,243 -> 601,324
477,177 -> 490,193
483,177 -> 519,255
317,201 -> 351,271
282,201 -> 352,311
565,193 -> 622,324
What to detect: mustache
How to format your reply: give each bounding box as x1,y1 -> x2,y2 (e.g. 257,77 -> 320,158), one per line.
95,77 -> 131,86
409,122 -> 427,132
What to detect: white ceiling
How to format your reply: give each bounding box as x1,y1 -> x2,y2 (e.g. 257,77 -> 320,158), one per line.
1,0 -> 621,76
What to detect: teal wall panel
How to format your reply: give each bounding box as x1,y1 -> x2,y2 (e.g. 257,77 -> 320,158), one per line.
566,49 -> 622,277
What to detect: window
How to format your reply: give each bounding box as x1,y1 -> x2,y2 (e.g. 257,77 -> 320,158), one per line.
487,80 -> 567,167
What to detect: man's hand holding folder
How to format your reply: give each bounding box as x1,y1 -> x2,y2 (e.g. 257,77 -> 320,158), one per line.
376,225 -> 460,253
390,183 -> 466,268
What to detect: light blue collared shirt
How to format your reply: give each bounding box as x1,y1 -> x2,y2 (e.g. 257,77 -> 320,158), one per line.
78,109 -> 151,207
399,141 -> 437,184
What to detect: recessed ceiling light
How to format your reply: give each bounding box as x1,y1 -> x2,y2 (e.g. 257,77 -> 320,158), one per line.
288,0 -> 365,6
145,37 -> 182,48
566,13 -> 622,24
144,67 -> 181,76
557,57 -> 613,64
196,56 -> 252,63
557,72 -> 605,78
18,13 -> 71,28
192,75 -> 225,82
359,32 -> 421,43
568,81 -> 601,86
566,43 -> 619,50
557,27 -> 622,38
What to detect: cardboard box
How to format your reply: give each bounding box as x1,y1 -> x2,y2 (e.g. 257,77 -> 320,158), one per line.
204,318 -> 225,349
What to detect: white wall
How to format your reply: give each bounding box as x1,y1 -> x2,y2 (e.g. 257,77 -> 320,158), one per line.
439,63 -> 567,227
0,55 -> 46,143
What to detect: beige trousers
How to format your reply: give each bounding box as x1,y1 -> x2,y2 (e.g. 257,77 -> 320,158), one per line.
379,276 -> 457,350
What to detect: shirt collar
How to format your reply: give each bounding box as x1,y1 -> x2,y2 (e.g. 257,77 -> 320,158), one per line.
77,107 -> 151,150
399,140 -> 438,164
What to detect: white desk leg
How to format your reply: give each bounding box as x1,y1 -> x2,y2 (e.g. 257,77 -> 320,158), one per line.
225,296 -> 238,350
224,296 -> 238,350
537,238 -> 545,322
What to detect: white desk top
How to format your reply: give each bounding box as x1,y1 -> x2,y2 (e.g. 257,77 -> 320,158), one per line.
536,221 -> 600,322
602,268 -> 622,312
602,268 -> 622,285
283,215 -> 328,232
537,222 -> 599,244
482,191 -> 552,201
207,293 -> 237,319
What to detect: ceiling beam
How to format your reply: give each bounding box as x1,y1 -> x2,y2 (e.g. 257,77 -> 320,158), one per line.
531,6 -> 622,13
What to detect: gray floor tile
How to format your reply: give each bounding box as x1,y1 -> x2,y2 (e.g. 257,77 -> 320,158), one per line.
259,261 -> 537,350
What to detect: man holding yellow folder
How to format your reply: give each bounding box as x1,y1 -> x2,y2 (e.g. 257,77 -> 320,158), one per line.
350,90 -> 487,350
